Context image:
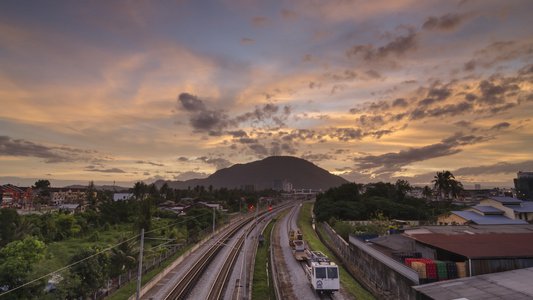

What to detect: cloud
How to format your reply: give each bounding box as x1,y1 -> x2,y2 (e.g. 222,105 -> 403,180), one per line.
0,135 -> 100,164
453,161 -> 533,176
422,12 -> 477,33
177,93 -> 293,135
477,80 -> 519,105
85,166 -> 125,173
281,9 -> 298,21
241,38 -> 255,44
169,170 -> 209,181
300,153 -> 333,162
197,156 -> 233,170
353,132 -> 489,174
489,122 -> 510,131
346,28 -> 419,61
392,98 -> 408,108
136,160 -> 164,167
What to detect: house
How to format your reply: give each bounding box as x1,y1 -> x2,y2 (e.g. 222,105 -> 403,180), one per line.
479,196 -> 533,221
113,193 -> 134,201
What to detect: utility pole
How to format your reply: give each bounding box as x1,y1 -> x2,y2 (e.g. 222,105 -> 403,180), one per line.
136,229 -> 145,300
212,207 -> 215,239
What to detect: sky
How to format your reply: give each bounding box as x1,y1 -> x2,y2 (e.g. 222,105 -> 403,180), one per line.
1,0 -> 533,189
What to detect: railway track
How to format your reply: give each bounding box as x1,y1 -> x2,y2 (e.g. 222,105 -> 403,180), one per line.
163,217 -> 251,300
163,204 -> 281,300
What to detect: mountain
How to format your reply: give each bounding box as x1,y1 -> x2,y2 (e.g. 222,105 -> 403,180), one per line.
155,156 -> 349,191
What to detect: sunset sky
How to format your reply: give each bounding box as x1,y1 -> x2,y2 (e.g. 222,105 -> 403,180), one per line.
1,0 -> 532,189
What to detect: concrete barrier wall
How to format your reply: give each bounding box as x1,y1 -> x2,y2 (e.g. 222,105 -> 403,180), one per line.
321,222 -> 419,300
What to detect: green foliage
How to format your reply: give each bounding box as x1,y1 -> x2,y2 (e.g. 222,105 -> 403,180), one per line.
99,198 -> 138,224
68,245 -> 109,299
314,181 -> 438,222
134,197 -> 155,233
0,236 -> 46,299
0,208 -> 21,246
55,214 -> 82,240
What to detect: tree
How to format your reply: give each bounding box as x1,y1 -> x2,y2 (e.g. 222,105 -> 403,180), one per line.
0,236 -> 46,299
0,208 -> 21,246
86,181 -> 97,209
134,197 -> 154,233
432,171 -> 463,202
133,181 -> 147,201
69,245 -> 109,299
422,185 -> 433,200
108,237 -> 137,278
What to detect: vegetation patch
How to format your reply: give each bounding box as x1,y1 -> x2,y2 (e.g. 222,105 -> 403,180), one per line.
251,218 -> 277,300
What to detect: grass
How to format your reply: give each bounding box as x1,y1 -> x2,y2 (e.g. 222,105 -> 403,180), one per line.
298,202 -> 375,300
107,243 -> 195,300
251,218 -> 277,300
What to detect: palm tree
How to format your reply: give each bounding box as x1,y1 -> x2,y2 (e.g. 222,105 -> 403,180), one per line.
14,217 -> 40,240
432,171 -> 463,202
108,237 -> 137,279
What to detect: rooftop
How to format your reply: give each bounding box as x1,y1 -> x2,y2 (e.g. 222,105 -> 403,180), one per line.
413,267 -> 533,300
408,233 -> 533,259
451,211 -> 528,225
470,206 -> 504,214
488,196 -> 523,204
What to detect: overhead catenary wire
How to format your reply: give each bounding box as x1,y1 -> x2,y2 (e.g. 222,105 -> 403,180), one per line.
0,209 -> 214,298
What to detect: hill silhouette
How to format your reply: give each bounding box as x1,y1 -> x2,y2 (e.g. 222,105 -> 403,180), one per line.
155,156 -> 348,191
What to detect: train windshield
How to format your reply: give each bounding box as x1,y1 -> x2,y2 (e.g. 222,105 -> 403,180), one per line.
327,267 -> 338,279
315,267 -> 327,279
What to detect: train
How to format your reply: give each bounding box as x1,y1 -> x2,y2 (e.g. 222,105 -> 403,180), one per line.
288,229 -> 310,260
306,251 -> 340,293
288,229 -> 340,293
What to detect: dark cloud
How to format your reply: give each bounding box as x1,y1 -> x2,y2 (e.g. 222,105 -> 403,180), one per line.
85,166 -> 125,173
241,38 -> 255,44
490,122 -> 510,131
300,153 -> 333,162
0,135 -> 100,164
426,101 -> 474,117
454,160 -> 533,176
227,130 -> 248,138
179,93 -> 206,112
346,28 -> 419,61
464,60 -> 476,71
136,160 -> 164,167
427,87 -> 452,101
197,156 -> 233,170
392,98 -> 408,108
177,93 -> 292,135
177,157 -> 189,162
353,132 -> 488,174
422,12 -> 476,33
477,80 -> 519,105
328,128 -> 363,141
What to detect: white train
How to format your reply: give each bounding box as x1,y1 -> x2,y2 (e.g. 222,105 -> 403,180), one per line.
306,251 -> 340,293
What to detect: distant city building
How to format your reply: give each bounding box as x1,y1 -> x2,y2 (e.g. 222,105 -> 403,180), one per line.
113,193 -> 134,201
272,179 -> 293,192
475,184 -> 481,190
240,184 -> 257,192
514,171 -> 533,201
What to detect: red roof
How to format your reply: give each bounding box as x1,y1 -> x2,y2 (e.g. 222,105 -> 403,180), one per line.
408,233 -> 533,258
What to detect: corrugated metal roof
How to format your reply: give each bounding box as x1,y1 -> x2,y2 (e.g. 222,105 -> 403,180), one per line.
413,267 -> 533,300
508,201 -> 533,213
489,196 -> 523,204
452,211 -> 528,225
404,224 -> 533,235
409,233 -> 533,258
471,206 -> 504,214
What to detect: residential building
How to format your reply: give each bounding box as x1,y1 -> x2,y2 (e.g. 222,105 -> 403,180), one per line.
515,171 -> 533,201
